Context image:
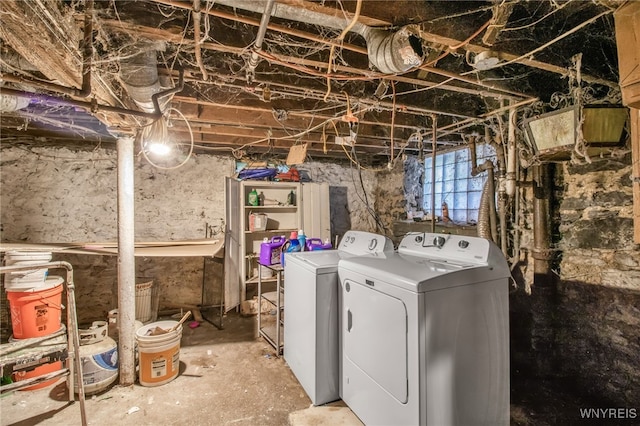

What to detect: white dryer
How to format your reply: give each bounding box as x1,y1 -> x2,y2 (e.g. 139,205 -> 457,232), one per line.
339,232 -> 510,426
284,230 -> 394,406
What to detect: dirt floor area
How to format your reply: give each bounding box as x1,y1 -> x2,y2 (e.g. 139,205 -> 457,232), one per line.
0,311 -> 617,426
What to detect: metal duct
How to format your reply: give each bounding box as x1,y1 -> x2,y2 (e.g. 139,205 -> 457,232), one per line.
476,162 -> 497,242
0,93 -> 29,112
213,0 -> 424,74
361,25 -> 424,74
478,179 -> 492,240
119,49 -> 163,113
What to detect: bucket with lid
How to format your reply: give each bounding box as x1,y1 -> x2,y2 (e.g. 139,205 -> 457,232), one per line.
4,251 -> 52,288
136,320 -> 182,387
7,276 -> 64,339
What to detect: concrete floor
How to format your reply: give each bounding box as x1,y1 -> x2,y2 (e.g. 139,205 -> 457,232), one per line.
1,311 -> 598,426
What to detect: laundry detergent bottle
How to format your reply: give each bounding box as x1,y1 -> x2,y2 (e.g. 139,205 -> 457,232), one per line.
297,230 -> 306,252
260,236 -> 286,266
281,231 -> 301,266
306,238 -> 333,251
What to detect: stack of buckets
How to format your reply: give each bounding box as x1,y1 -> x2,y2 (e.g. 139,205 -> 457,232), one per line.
4,251 -> 64,389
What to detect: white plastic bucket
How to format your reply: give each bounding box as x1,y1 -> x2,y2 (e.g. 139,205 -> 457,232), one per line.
4,251 -> 52,287
135,281 -> 153,323
136,320 -> 182,387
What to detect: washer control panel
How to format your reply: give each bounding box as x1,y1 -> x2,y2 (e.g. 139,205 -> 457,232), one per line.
399,232 -> 491,264
339,230 -> 394,256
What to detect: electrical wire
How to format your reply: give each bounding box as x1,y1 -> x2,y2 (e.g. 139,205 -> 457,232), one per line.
324,0 -> 363,102
140,107 -> 194,170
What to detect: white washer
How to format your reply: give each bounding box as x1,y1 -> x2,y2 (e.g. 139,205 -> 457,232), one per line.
339,232 -> 510,426
284,230 -> 394,406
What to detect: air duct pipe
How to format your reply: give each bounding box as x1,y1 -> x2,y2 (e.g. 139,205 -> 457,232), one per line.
470,135 -> 498,242
119,46 -> 185,115
0,93 -> 30,112
211,0 -> 424,74
120,48 -> 164,113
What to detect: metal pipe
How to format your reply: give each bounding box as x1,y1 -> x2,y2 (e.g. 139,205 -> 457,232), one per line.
533,164 -> 552,285
431,115 -> 437,233
211,0 -> 369,36
192,0 -> 209,80
0,87 -> 161,120
499,187 -> 508,255
78,0 -> 94,98
146,0 -> 525,100
207,0 -> 424,74
117,136 -> 136,386
151,68 -> 185,116
486,127 -> 508,256
511,146 -> 521,269
247,0 -> 276,83
506,105 -> 517,197
0,261 -> 87,425
487,164 -> 498,242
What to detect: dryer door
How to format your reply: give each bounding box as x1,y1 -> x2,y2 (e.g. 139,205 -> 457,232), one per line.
343,278 -> 408,403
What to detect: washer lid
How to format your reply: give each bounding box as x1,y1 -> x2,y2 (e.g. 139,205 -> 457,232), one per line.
286,250 -> 341,273
339,252 -> 508,292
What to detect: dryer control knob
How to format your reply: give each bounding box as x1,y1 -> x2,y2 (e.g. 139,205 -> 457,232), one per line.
458,240 -> 469,249
415,235 -> 423,243
433,236 -> 446,248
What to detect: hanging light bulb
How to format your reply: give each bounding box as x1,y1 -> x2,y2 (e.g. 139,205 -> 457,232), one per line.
143,117 -> 171,156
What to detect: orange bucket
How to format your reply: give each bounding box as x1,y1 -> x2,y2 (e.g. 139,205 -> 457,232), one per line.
13,361 -> 63,390
7,278 -> 63,339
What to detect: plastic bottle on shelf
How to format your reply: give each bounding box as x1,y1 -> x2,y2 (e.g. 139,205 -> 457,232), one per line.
297,230 -> 306,251
248,188 -> 259,206
258,191 -> 265,206
287,190 -> 296,206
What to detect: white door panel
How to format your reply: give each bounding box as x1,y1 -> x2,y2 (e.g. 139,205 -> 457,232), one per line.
343,279 -> 408,403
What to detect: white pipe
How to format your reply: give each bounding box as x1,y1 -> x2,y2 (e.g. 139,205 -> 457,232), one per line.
213,0 -> 423,74
248,0 -> 276,74
117,136 -> 136,386
506,104 -> 517,197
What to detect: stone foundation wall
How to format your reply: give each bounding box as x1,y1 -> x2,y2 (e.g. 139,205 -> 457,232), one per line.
1,146 -> 377,328
554,157 -> 640,405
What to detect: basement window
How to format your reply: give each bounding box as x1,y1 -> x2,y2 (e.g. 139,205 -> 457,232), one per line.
423,144 -> 496,224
